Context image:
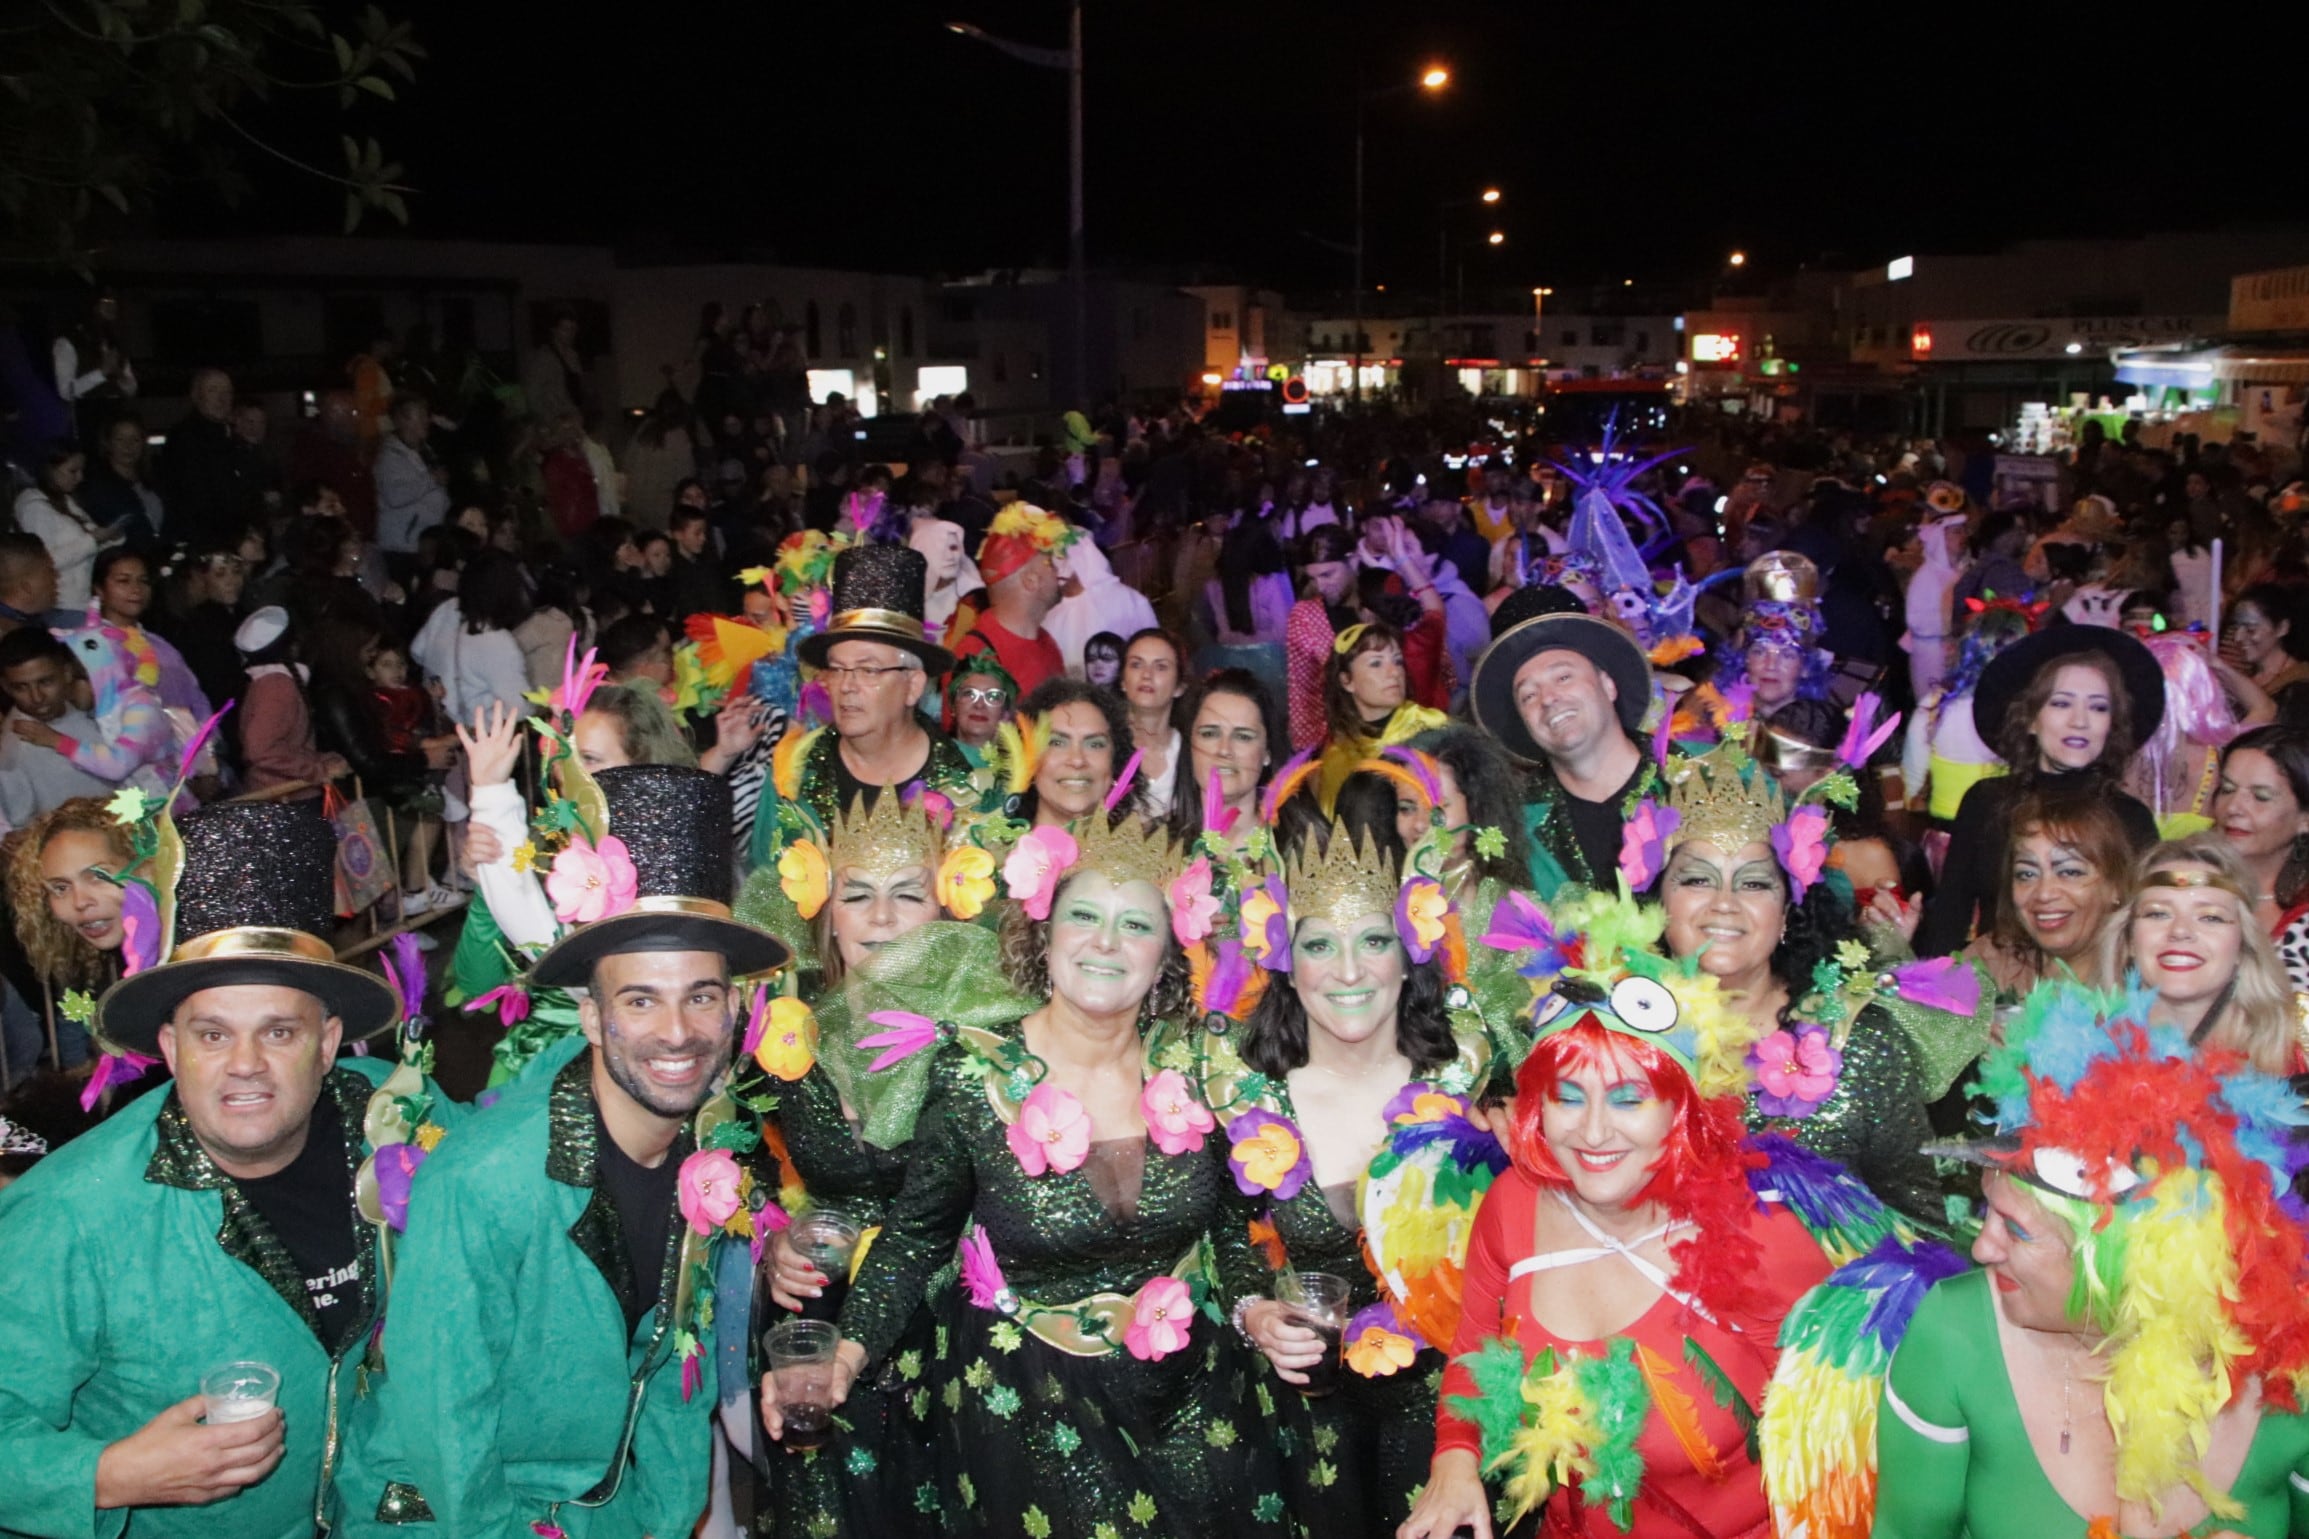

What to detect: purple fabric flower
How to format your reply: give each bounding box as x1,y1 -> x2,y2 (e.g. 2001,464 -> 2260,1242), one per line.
1239,875 -> 1292,972
374,1143 -> 428,1231
1226,1108 -> 1313,1201
1890,956 -> 1981,1017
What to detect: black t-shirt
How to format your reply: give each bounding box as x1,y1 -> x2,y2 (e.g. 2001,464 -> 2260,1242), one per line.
1563,764 -> 1644,892
595,1106 -> 679,1336
238,1090 -> 364,1354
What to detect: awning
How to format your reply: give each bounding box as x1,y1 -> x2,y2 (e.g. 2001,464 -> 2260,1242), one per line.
2113,342 -> 2309,388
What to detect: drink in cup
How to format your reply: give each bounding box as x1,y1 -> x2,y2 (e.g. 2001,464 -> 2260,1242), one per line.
201,1361 -> 280,1424
765,1319 -> 841,1452
791,1208 -> 863,1324
1276,1271 -> 1349,1398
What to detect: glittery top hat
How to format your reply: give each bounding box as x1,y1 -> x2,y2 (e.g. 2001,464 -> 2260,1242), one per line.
95,801 -> 399,1055
529,764 -> 792,987
794,543 -> 953,674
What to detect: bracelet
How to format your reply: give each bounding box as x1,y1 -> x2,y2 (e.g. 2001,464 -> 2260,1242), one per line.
1230,1294 -> 1264,1347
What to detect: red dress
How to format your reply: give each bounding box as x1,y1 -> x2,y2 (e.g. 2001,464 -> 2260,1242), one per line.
1436,1170 -> 1834,1539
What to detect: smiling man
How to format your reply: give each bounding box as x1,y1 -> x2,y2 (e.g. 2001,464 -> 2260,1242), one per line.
1469,597 -> 1661,897
0,800 -> 433,1539
335,764 -> 788,1539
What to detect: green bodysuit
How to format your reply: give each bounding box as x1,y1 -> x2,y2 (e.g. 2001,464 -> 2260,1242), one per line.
1875,1270 -> 2309,1539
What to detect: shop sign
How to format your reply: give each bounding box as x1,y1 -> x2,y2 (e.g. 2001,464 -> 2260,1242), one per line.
2230,266 -> 2309,332
1912,317 -> 2213,362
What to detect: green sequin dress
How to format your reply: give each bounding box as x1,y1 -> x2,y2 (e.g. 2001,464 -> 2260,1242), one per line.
839,1020 -> 1293,1539
1746,1001 -> 1945,1230
1206,1019 -> 1516,1539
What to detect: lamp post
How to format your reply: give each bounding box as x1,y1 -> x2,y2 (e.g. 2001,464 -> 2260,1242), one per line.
948,7 -> 1086,410
1351,64 -> 1450,404
1436,186 -> 1502,318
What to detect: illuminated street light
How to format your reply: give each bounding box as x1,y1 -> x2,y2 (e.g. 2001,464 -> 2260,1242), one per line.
1728,250 -> 1747,267
1487,231 -> 1505,246
1420,66 -> 1450,89
1481,188 -> 1501,204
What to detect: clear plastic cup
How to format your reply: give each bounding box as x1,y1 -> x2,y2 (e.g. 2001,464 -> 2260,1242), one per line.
790,1208 -> 864,1323
201,1361 -> 280,1424
1275,1271 -> 1350,1398
764,1318 -> 841,1452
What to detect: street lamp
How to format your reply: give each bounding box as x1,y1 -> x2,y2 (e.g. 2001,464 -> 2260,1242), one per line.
1352,63 -> 1452,402
1481,187 -> 1501,204
1728,250 -> 1747,267
948,9 -> 1086,407
1487,231 -> 1506,246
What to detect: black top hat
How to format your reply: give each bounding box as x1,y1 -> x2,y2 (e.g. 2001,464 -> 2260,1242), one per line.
795,544 -> 954,674
529,765 -> 792,987
1471,612 -> 1652,763
95,802 -> 399,1056
1971,625 -> 2165,754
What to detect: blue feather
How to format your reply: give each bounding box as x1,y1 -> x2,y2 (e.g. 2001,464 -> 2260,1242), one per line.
1747,1133 -> 1897,1251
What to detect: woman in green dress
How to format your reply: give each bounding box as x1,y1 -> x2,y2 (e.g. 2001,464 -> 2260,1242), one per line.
773,814 -> 1292,1538
1209,806 -> 1522,1537
1878,982 -> 2309,1539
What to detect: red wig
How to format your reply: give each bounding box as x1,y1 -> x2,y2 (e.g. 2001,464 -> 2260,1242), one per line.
1512,1016 -> 1769,1321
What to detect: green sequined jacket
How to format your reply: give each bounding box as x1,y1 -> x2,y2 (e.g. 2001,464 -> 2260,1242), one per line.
0,1058 -> 418,1539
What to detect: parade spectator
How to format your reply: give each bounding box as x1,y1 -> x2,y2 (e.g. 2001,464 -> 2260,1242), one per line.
286,389 -> 378,538
11,443 -> 120,611
666,505 -> 735,620
621,388 -> 702,532
157,367 -> 256,549
1048,536 -> 1158,676
150,540 -> 252,728
49,288 -> 134,447
233,607 -> 345,798
91,548 -> 209,719
0,628 -> 126,825
1285,524 -> 1361,752
951,517 -> 1065,698
76,415 -> 164,550
375,393 -> 451,561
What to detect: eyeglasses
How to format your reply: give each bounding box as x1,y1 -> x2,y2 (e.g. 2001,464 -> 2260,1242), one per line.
955,686 -> 1010,706
822,664 -> 914,686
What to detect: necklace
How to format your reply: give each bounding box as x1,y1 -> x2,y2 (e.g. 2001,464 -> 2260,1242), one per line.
2060,1355 -> 2074,1455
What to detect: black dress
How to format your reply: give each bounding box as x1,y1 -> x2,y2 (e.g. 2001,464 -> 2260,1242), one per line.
839,1021 -> 1292,1539
1914,771 -> 2158,957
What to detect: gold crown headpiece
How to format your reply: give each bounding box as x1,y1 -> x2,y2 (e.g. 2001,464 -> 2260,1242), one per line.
1066,813 -> 1186,892
1284,825 -> 1403,931
829,786 -> 945,880
1663,733 -> 1787,856
1742,550 -> 1821,607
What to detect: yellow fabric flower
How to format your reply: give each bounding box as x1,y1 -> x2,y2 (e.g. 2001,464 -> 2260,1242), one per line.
1346,1323 -> 1418,1378
1401,880 -> 1450,952
778,839 -> 831,920
754,998 -> 819,1081
937,845 -> 998,920
1238,884 -> 1286,963
413,1123 -> 447,1152
511,841 -> 539,874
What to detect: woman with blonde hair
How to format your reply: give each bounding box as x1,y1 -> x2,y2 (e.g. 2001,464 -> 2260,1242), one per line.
2101,832 -> 2304,1075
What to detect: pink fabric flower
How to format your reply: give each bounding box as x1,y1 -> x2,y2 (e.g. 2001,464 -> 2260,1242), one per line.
1002,826 -> 1079,921
1746,1025 -> 1843,1118
1770,805 -> 1830,901
1618,799 -> 1682,893
1005,1083 -> 1091,1176
1168,856 -> 1220,946
959,1224 -> 1010,1310
546,835 -> 639,925
677,1148 -> 744,1236
1141,1069 -> 1215,1156
1125,1275 -> 1195,1362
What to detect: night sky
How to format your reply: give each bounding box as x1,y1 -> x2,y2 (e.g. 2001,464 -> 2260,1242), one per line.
195,2 -> 2271,296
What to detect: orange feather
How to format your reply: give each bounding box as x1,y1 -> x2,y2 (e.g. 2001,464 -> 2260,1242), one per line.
1637,1342 -> 1727,1482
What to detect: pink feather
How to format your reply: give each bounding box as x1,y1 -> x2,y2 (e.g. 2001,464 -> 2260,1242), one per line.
176,700 -> 233,782
1104,749 -> 1144,812
859,1011 -> 941,1072
1836,691 -> 1902,769
740,986 -> 771,1059
1201,768 -> 1239,837
1380,745 -> 1444,807
1261,745 -> 1318,825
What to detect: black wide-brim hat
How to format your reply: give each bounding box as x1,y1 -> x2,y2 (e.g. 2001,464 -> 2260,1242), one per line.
794,543 -> 955,675
530,764 -> 791,988
95,802 -> 399,1057
1971,624 -> 2165,752
1471,612 -> 1653,763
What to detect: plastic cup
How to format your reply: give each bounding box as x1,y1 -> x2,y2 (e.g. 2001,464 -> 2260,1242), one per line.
1276,1271 -> 1350,1398
790,1208 -> 863,1324
201,1361 -> 280,1424
764,1318 -> 840,1452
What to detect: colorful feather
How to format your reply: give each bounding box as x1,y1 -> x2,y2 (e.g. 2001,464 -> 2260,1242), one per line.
772,725 -> 822,802
1200,768 -> 1239,837
1379,745 -> 1445,808
383,932 -> 428,1030
1835,691 -> 1902,769
1104,748 -> 1143,812
176,700 -> 232,783
1635,1343 -> 1725,1482
996,713 -> 1050,798
1260,745 -> 1320,825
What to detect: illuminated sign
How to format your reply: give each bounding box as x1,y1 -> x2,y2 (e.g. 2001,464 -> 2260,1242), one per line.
1265,363 -> 1290,383
1281,376 -> 1309,404
1887,255 -> 1915,281
1911,327 -> 1934,357
1690,333 -> 1741,364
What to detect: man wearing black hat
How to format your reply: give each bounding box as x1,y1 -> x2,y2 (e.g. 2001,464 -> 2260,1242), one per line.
786,542 -> 980,831
0,800 -> 447,1539
336,764 -> 788,1539
1470,591 -> 1663,896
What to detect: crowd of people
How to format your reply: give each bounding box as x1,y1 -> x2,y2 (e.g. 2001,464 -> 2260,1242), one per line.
1,310 -> 2308,1539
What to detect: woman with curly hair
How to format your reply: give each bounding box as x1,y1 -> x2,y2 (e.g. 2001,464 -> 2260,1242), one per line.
781,815 -> 1291,1539
1006,675 -> 1140,828
6,798 -> 137,1068
1213,812 -> 1520,1537
1403,905 -> 1931,1539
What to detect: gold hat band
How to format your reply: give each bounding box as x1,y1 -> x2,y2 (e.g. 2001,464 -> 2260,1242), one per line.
828,608 -> 926,642
172,927 -> 338,964
626,896 -> 737,920
2139,865 -> 2251,903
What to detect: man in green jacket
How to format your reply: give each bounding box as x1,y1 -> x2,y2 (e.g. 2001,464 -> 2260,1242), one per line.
338,763 -> 789,1539
0,800 -> 448,1539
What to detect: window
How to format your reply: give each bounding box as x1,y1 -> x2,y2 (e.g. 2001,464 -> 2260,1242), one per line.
1211,310 -> 1234,333
1561,330 -> 1578,348
899,306 -> 915,357
805,301 -> 822,359
837,302 -> 858,358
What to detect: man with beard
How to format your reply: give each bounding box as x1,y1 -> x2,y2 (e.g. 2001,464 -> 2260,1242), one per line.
0,799 -> 447,1539
335,765 -> 789,1539
1469,591 -> 1660,895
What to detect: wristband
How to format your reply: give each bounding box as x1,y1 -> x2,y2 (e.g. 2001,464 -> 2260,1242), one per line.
1230,1294 -> 1264,1347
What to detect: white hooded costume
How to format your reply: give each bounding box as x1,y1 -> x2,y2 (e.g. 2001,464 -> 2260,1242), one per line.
1046,536 -> 1159,676
1902,514 -> 1967,698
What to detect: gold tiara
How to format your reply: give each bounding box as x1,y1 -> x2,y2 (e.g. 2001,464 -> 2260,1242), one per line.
829,787 -> 944,880
2139,863 -> 2250,904
1285,825 -> 1403,931
1068,814 -> 1185,893
1664,737 -> 1785,856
